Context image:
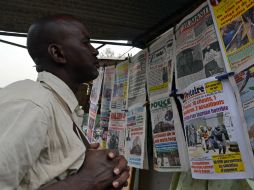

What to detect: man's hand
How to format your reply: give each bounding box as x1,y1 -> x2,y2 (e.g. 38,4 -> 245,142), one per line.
108,154 -> 130,189
88,143 -> 130,189
42,148 -> 119,190
41,147 -> 129,190
89,143 -> 100,149
77,149 -> 118,189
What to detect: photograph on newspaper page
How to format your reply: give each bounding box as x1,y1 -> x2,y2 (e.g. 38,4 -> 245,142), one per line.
92,114 -> 102,144
209,0 -> 254,72
125,106 -> 148,169
111,60 -> 129,110
175,1 -> 225,90
150,96 -> 188,172
107,111 -> 127,155
147,29 -> 175,99
128,49 -> 147,108
86,103 -> 98,143
181,77 -> 252,179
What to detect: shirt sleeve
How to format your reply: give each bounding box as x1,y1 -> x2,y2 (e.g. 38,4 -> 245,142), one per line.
0,100 -> 49,189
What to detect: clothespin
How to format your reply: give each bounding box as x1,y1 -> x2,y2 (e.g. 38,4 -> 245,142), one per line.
102,62 -> 106,68
169,88 -> 178,97
128,54 -> 131,63
143,101 -> 150,107
215,72 -> 235,81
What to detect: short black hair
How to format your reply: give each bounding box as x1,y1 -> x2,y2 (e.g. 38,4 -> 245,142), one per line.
26,15 -> 79,71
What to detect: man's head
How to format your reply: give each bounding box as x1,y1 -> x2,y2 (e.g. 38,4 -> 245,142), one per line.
27,15 -> 99,83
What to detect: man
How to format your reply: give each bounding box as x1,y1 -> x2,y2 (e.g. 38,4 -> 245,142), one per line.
0,15 -> 129,189
212,125 -> 228,154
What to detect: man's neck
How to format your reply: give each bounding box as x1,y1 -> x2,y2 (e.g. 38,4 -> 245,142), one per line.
44,70 -> 81,94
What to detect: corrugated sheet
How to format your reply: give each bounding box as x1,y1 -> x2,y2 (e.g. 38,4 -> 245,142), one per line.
0,0 -> 205,48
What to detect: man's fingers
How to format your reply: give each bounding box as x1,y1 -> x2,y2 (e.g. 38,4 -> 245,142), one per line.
89,143 -> 100,150
123,181 -> 128,187
112,170 -> 130,188
114,156 -> 128,175
107,149 -> 119,159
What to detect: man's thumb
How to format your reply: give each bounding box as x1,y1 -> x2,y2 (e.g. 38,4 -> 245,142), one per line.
89,143 -> 100,149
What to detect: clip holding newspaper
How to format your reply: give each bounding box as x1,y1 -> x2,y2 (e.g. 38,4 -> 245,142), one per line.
179,76 -> 253,179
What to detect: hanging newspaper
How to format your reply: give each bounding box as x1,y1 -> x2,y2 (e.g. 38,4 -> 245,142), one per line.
90,67 -> 104,105
150,96 -> 189,172
235,65 -> 254,154
175,1 -> 225,90
208,0 -> 254,72
99,66 -> 115,148
128,50 -> 147,108
125,106 -> 148,169
147,29 -> 175,99
180,76 -> 253,179
101,65 -> 115,111
111,60 -> 129,110
208,0 -> 254,170
107,111 -> 127,155
86,103 -> 99,143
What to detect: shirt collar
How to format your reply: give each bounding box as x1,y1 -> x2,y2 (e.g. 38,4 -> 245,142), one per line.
37,71 -> 79,113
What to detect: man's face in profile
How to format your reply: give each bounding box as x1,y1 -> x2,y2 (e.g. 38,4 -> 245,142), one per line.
61,21 -> 99,83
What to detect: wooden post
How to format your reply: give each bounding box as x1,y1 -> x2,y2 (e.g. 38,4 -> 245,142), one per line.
123,167 -> 136,190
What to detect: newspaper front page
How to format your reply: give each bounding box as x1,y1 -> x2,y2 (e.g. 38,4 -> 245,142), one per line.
125,49 -> 149,169
111,60 -> 129,110
147,28 -> 189,171
90,67 -> 104,105
181,76 -> 252,179
107,60 -> 129,155
209,0 -> 254,173
125,106 -> 148,169
107,111 -> 127,155
209,0 -> 254,72
150,96 -> 189,171
235,65 -> 254,154
99,66 -> 115,148
86,67 -> 104,143
175,2 -> 225,90
128,50 -> 147,108
147,29 -> 175,99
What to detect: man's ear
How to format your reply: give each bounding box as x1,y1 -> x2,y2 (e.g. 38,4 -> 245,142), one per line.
48,44 -> 66,64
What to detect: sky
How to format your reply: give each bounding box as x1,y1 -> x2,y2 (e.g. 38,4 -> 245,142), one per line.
0,35 -> 140,88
